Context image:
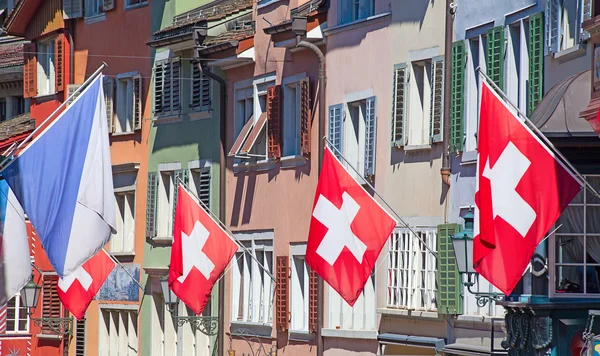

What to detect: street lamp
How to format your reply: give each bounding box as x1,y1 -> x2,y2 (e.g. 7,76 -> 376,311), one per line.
451,209 -> 504,307
158,275 -> 218,336
21,274 -> 73,336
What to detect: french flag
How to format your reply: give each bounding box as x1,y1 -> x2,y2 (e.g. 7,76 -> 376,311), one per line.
3,74 -> 116,277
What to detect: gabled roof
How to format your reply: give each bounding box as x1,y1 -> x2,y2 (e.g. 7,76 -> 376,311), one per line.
3,0 -> 42,37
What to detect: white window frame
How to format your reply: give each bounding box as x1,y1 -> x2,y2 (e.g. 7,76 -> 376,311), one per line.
338,0 -> 375,25
290,244 -> 309,332
546,0 -> 589,54
37,39 -> 55,97
406,60 -> 433,147
386,228 -> 437,311
342,99 -> 368,175
114,72 -> 137,134
125,0 -> 148,10
112,191 -> 135,254
98,306 -> 139,356
188,160 -> 212,211
156,163 -> 180,239
506,19 -> 530,114
6,295 -> 29,333
281,73 -> 307,158
465,34 -> 487,153
230,234 -> 274,325
85,0 -> 104,18
327,273 -> 376,331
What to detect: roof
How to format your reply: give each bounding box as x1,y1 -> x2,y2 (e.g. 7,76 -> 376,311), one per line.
0,112 -> 34,142
204,27 -> 254,46
290,0 -> 328,17
0,42 -> 23,68
4,0 -> 43,37
154,0 -> 252,36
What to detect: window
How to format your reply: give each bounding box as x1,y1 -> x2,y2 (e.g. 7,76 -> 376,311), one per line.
112,192 -> 135,254
506,20 -> 530,113
85,0 -> 104,17
125,0 -> 148,8
327,275 -> 375,330
154,58 -> 181,117
546,0 -> 590,53
282,77 -> 310,157
98,309 -> 138,356
288,245 -> 317,332
158,171 -> 174,239
465,36 -> 486,152
338,0 -> 374,25
37,39 -> 55,96
191,63 -> 211,112
147,167 -> 186,240
554,175 -> 600,295
231,237 -> 274,324
6,295 -> 28,333
387,229 -> 437,311
115,74 -> 142,134
189,165 -> 211,211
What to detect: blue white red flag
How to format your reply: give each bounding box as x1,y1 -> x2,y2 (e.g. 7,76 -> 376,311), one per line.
3,74 -> 116,277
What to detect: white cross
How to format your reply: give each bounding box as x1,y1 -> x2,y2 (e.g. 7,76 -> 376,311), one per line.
178,221 -> 215,283
58,266 -> 93,292
312,192 -> 367,266
482,141 -> 536,237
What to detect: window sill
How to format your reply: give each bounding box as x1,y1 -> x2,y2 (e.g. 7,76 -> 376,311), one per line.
112,131 -> 136,137
288,330 -> 313,342
36,333 -> 62,340
84,13 -> 106,24
0,333 -> 32,338
153,114 -> 181,125
404,144 -> 432,151
377,307 -> 439,320
111,251 -> 135,262
321,328 -> 377,340
233,159 -> 277,174
230,321 -> 272,338
34,93 -> 59,102
125,2 -> 148,11
460,150 -> 478,165
189,110 -> 212,121
324,12 -> 391,37
553,43 -> 586,63
280,155 -> 307,169
456,315 -> 502,324
152,237 -> 172,246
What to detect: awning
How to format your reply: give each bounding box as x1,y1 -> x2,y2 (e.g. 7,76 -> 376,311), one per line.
378,333 -> 445,351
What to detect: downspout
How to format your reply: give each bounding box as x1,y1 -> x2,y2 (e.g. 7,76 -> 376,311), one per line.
295,36 -> 326,356
198,62 -> 227,356
441,0 -> 455,187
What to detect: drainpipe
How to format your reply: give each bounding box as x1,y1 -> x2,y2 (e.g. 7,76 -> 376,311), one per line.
294,15 -> 326,356
441,0 -> 455,187
198,62 -> 227,356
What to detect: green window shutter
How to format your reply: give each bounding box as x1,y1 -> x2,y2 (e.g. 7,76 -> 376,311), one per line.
528,12 -> 544,116
486,26 -> 505,91
392,63 -> 407,147
437,223 -> 463,315
146,172 -> 158,238
450,41 -> 466,153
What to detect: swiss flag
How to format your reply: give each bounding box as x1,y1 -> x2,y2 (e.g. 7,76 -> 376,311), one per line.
306,147 -> 397,306
57,250 -> 115,320
169,185 -> 238,315
474,80 -> 581,295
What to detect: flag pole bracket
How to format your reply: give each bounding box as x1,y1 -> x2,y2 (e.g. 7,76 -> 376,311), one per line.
463,273 -> 505,308
173,315 -> 219,336
31,317 -> 74,336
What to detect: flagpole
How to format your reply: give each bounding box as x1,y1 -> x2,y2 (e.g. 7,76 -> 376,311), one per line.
0,63 -> 108,173
175,177 -> 276,282
101,248 -> 145,292
475,67 -> 600,200
323,137 -> 438,257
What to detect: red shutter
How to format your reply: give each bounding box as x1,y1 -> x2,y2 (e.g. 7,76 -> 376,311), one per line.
275,256 -> 289,332
267,85 -> 282,159
308,269 -> 318,333
42,275 -> 62,335
23,42 -> 37,98
300,78 -> 311,156
55,34 -> 65,93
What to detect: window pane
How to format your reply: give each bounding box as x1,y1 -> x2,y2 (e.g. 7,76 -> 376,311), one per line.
586,266 -> 600,294
557,206 -> 584,233
556,236 -> 584,263
586,176 -> 600,204
556,265 -> 583,293
587,206 -> 600,233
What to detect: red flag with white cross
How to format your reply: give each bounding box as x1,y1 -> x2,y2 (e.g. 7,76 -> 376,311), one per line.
306,147 -> 397,306
57,250 -> 115,320
474,80 -> 581,295
169,185 -> 238,315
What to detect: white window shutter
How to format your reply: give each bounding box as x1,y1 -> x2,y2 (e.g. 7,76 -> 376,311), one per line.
328,104 -> 343,160
63,0 -> 83,19
392,63 -> 407,147
364,96 -> 376,177
103,0 -> 115,11
133,75 -> 142,130
545,0 -> 560,53
429,56 -> 444,143
103,77 -> 114,134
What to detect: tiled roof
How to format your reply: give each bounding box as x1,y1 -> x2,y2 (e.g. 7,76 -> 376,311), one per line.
3,0 -> 24,30
204,27 -> 255,46
0,112 -> 34,141
154,0 -> 252,36
0,42 -> 23,68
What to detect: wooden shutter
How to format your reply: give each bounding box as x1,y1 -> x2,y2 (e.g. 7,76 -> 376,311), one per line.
191,63 -> 211,110
300,78 -> 311,156
429,57 -> 444,143
328,104 -> 343,160
133,75 -> 143,130
198,167 -> 211,211
154,61 -> 165,114
450,41 -> 466,153
308,269 -> 318,333
172,169 -> 189,229
23,42 -> 37,99
63,0 -> 83,19
75,318 -> 86,356
528,12 -> 544,116
55,34 -> 65,93
103,76 -> 114,134
146,172 -> 158,238
364,96 -> 376,177
171,59 -> 181,112
275,256 -> 289,332
66,84 -> 81,106
486,26 -> 505,91
103,0 -> 115,11
392,64 -> 407,147
267,85 -> 282,159
42,275 -> 61,335
437,223 -> 463,315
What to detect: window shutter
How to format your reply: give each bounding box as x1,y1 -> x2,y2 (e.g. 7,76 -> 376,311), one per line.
103,76 -> 114,134
63,0 -> 83,19
103,0 -> 115,11
308,269 -> 318,333
450,41 -> 466,153
171,59 -> 181,113
172,169 -> 189,228
267,85 -> 282,159
430,57 -> 444,143
364,96 -> 376,177
437,223 -> 463,315
191,63 -> 211,110
146,172 -> 158,238
300,78 -> 311,156
23,42 -> 37,99
75,318 -> 86,356
276,256 -> 289,332
528,12 -> 544,116
42,275 -> 61,335
545,0 -> 560,53
392,63 -> 407,147
133,75 -> 143,130
486,26 -> 505,91
582,0 -> 592,40
66,84 -> 81,106
328,104 -> 343,160
199,168 -> 211,211
154,61 -> 164,115
55,34 -> 65,93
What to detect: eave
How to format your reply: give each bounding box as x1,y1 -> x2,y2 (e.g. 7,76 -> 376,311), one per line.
207,43 -> 255,70
263,20 -> 293,35
4,0 -> 42,37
